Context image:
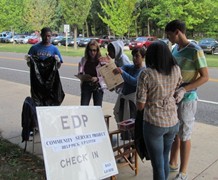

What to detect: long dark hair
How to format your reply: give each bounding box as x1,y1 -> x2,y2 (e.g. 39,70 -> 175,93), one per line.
85,39 -> 101,60
146,40 -> 177,75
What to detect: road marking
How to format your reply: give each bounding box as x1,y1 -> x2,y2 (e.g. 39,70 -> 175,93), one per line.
1,66 -> 218,105
0,56 -> 78,66
0,66 -> 80,81
198,99 -> 218,105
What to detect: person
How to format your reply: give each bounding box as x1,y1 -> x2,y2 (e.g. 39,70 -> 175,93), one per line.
112,47 -> 146,162
136,40 -> 183,180
99,40 -> 131,67
165,20 -> 209,180
26,27 -> 65,106
27,27 -> 63,68
78,39 -> 105,106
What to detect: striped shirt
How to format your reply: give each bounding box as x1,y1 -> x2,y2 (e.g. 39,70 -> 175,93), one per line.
136,65 -> 182,127
172,42 -> 207,83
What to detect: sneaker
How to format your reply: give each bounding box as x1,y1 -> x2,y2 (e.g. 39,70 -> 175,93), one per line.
169,163 -> 179,172
174,172 -> 188,180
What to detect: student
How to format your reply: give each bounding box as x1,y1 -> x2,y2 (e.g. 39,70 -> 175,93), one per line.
165,20 -> 209,180
99,40 -> 131,67
27,27 -> 63,67
78,39 -> 104,106
136,40 -> 183,180
113,47 -> 146,137
26,27 -> 65,106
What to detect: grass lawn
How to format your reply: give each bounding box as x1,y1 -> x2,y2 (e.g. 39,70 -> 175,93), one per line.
0,43 -> 217,67
0,136 -> 46,179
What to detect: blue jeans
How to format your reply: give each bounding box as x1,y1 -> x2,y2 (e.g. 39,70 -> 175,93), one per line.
80,82 -> 103,106
143,121 -> 179,180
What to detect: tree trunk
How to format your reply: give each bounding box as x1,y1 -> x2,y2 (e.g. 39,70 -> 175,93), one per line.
74,25 -> 78,49
86,21 -> 89,37
135,19 -> 138,37
147,19 -> 150,36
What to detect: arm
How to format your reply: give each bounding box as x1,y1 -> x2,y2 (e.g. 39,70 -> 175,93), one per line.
55,47 -> 63,63
113,65 -> 140,86
183,67 -> 209,91
136,70 -> 147,111
137,102 -> 145,111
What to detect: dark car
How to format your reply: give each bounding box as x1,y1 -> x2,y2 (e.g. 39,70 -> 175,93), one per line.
198,38 -> 218,54
61,37 -> 84,46
78,38 -> 91,47
52,36 -> 64,46
78,37 -> 99,47
60,37 -> 74,46
129,36 -> 157,50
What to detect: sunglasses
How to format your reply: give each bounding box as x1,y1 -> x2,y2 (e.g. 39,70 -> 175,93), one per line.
89,49 -> 97,52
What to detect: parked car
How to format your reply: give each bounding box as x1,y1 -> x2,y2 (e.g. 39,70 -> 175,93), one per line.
78,37 -> 98,47
198,38 -> 218,54
22,36 -> 31,44
172,39 -> 198,50
78,38 -> 91,47
97,35 -> 116,48
0,33 -> 7,42
13,35 -> 27,44
128,36 -> 157,50
52,36 -> 64,46
159,38 -> 169,45
28,36 -> 40,44
3,34 -> 14,43
60,37 -> 74,46
60,37 -> 83,46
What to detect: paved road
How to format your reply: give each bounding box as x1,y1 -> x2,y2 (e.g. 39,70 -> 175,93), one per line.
0,52 -> 218,126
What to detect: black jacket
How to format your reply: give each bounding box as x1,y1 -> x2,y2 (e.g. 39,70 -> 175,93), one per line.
21,96 -> 37,142
134,110 -> 150,161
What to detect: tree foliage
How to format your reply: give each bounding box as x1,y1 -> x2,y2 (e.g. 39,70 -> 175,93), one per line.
0,0 -> 217,38
98,0 -> 138,36
0,0 -> 24,32
22,0 -> 57,32
60,0 -> 91,48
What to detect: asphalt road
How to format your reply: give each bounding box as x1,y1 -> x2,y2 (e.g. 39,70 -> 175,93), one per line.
0,52 -> 218,126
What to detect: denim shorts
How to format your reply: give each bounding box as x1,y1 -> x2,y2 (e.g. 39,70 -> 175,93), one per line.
177,100 -> 197,141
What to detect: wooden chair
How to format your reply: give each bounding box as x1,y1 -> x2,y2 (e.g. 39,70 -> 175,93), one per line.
104,115 -> 138,180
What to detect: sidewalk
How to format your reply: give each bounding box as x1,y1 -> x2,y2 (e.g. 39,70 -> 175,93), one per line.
0,79 -> 218,179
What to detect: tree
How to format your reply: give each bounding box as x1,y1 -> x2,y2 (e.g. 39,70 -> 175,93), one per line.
87,0 -> 106,36
60,0 -> 92,49
22,0 -> 57,32
98,0 -> 137,37
0,0 -> 24,32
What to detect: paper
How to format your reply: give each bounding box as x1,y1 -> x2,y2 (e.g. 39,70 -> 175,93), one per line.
75,74 -> 92,81
98,62 -> 124,91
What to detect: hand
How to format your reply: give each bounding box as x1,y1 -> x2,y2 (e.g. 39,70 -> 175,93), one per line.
24,55 -> 31,62
174,87 -> 186,103
54,55 -> 61,63
98,53 -> 112,63
91,77 -> 98,82
113,67 -> 122,75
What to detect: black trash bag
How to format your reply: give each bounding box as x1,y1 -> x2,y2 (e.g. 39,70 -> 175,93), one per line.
134,110 -> 150,161
29,56 -> 65,106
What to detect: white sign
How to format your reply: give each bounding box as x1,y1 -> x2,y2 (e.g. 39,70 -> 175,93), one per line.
64,24 -> 70,33
36,106 -> 118,180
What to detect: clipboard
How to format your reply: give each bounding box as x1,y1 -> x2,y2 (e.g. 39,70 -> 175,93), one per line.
75,74 -> 92,81
98,62 -> 124,91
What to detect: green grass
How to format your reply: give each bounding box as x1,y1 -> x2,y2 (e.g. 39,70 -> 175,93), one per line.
0,136 -> 46,179
205,54 -> 218,67
0,43 -> 217,67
